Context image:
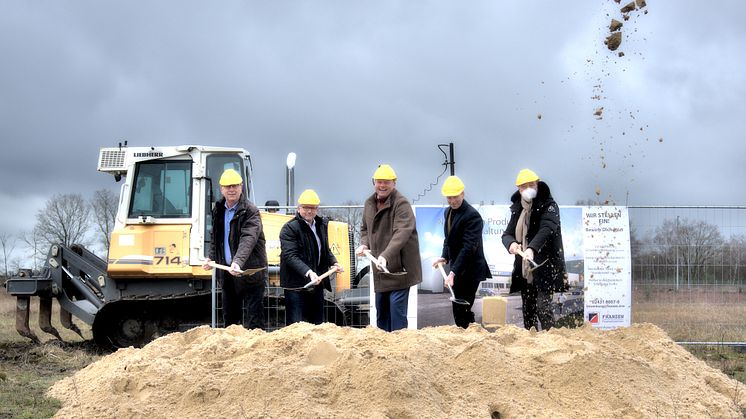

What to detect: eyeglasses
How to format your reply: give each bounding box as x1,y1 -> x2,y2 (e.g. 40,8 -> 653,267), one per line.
299,206 -> 319,211
221,184 -> 242,190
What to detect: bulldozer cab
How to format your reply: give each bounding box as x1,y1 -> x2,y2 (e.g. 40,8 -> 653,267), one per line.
101,145 -> 253,278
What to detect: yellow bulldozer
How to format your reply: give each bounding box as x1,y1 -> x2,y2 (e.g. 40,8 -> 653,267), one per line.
4,145 -> 368,348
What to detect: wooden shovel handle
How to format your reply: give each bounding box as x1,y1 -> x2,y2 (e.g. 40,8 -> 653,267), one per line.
363,250 -> 390,273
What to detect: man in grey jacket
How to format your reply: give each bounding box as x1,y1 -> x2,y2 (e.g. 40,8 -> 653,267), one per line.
356,164 -> 422,332
203,168 -> 267,329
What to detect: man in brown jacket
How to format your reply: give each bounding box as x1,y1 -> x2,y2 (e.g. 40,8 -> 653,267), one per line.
356,164 -> 422,331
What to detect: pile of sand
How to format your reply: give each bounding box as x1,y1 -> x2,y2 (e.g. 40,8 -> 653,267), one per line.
49,323 -> 744,418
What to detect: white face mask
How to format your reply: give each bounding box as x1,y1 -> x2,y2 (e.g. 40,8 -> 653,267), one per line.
521,187 -> 537,201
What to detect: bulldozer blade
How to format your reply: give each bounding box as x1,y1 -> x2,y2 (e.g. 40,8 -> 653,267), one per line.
39,297 -> 63,341
15,297 -> 40,344
60,307 -> 84,339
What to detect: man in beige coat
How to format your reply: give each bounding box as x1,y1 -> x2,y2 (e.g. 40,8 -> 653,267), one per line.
356,164 -> 422,331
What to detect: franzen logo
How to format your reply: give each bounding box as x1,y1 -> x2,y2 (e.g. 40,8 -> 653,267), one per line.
134,152 -> 163,158
588,313 -> 599,324
602,314 -> 624,320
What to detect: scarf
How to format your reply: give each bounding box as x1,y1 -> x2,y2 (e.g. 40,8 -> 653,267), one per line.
515,198 -> 533,283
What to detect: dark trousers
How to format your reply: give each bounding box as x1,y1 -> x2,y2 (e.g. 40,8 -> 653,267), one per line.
284,286 -> 324,325
375,287 -> 410,332
451,277 -> 481,329
221,272 -> 265,329
521,283 -> 554,331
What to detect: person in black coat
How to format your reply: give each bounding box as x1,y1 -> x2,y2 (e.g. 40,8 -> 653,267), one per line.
433,176 -> 492,328
502,169 -> 567,331
280,189 -> 342,325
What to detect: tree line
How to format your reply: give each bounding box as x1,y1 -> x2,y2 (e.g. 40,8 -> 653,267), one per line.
0,190 -> 118,278
631,217 -> 746,286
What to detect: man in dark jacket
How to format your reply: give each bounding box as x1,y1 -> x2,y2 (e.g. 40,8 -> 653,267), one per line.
432,176 -> 492,329
502,169 -> 567,331
280,189 -> 342,325
203,168 -> 267,329
356,164 -> 422,332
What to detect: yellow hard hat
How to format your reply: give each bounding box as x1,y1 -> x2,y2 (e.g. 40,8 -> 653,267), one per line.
372,164 -> 397,180
515,169 -> 540,186
441,175 -> 465,196
297,189 -> 320,206
219,169 -> 243,186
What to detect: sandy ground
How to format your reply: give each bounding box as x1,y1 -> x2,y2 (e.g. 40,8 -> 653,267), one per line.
49,322 -> 745,418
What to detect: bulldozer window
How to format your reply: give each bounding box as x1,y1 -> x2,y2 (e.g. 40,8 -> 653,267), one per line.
129,161 -> 192,219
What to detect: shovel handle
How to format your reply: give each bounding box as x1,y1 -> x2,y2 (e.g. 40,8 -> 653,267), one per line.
208,260 -> 244,274
436,262 -> 458,299
302,267 -> 339,289
363,250 -> 390,273
514,248 -> 539,268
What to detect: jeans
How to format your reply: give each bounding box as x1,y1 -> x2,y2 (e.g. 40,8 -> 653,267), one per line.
375,287 -> 410,332
221,272 -> 266,330
284,286 -> 324,325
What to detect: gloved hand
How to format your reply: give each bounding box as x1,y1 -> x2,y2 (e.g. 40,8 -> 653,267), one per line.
508,242 -> 520,255
202,258 -> 213,271
432,257 -> 446,268
377,256 -> 387,270
229,262 -> 242,276
355,245 -> 369,256
524,248 -> 535,261
445,271 -> 455,287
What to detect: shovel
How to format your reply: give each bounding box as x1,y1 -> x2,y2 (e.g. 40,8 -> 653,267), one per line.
436,263 -> 470,306
206,260 -> 266,277
514,248 -> 547,272
363,249 -> 389,273
285,266 -> 339,291
363,249 -> 408,278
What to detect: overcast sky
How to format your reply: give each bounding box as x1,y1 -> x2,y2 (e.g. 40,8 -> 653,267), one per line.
1,1 -> 745,236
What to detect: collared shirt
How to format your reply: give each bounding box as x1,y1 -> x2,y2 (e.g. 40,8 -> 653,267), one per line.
305,218 -> 322,265
223,201 -> 238,264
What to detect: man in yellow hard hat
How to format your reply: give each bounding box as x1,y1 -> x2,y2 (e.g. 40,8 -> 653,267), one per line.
202,168 -> 268,329
432,175 -> 492,328
502,169 -> 567,330
279,189 -> 343,325
356,164 -> 422,332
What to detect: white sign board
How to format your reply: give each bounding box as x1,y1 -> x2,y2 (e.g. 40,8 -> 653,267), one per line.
582,206 -> 632,330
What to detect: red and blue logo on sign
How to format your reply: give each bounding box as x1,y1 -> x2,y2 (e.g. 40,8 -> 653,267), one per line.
588,313 -> 599,324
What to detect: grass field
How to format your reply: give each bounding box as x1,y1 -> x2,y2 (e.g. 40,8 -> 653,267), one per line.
632,286 -> 746,394
0,289 -> 101,419
0,287 -> 744,418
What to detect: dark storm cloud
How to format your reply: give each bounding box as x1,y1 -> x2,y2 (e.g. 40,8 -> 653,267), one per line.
1,1 -> 745,234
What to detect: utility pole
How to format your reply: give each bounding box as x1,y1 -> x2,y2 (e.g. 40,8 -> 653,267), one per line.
675,215 -> 681,291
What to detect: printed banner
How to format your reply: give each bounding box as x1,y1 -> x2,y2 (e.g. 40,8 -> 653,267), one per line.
413,205 -> 630,330
582,206 -> 632,330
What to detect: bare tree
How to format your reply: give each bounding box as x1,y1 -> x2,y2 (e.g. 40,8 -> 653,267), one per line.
20,226 -> 45,273
0,232 -> 17,278
35,193 -> 91,248
91,188 -> 118,253
321,200 -> 363,249
651,217 -> 723,285
724,234 -> 746,284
